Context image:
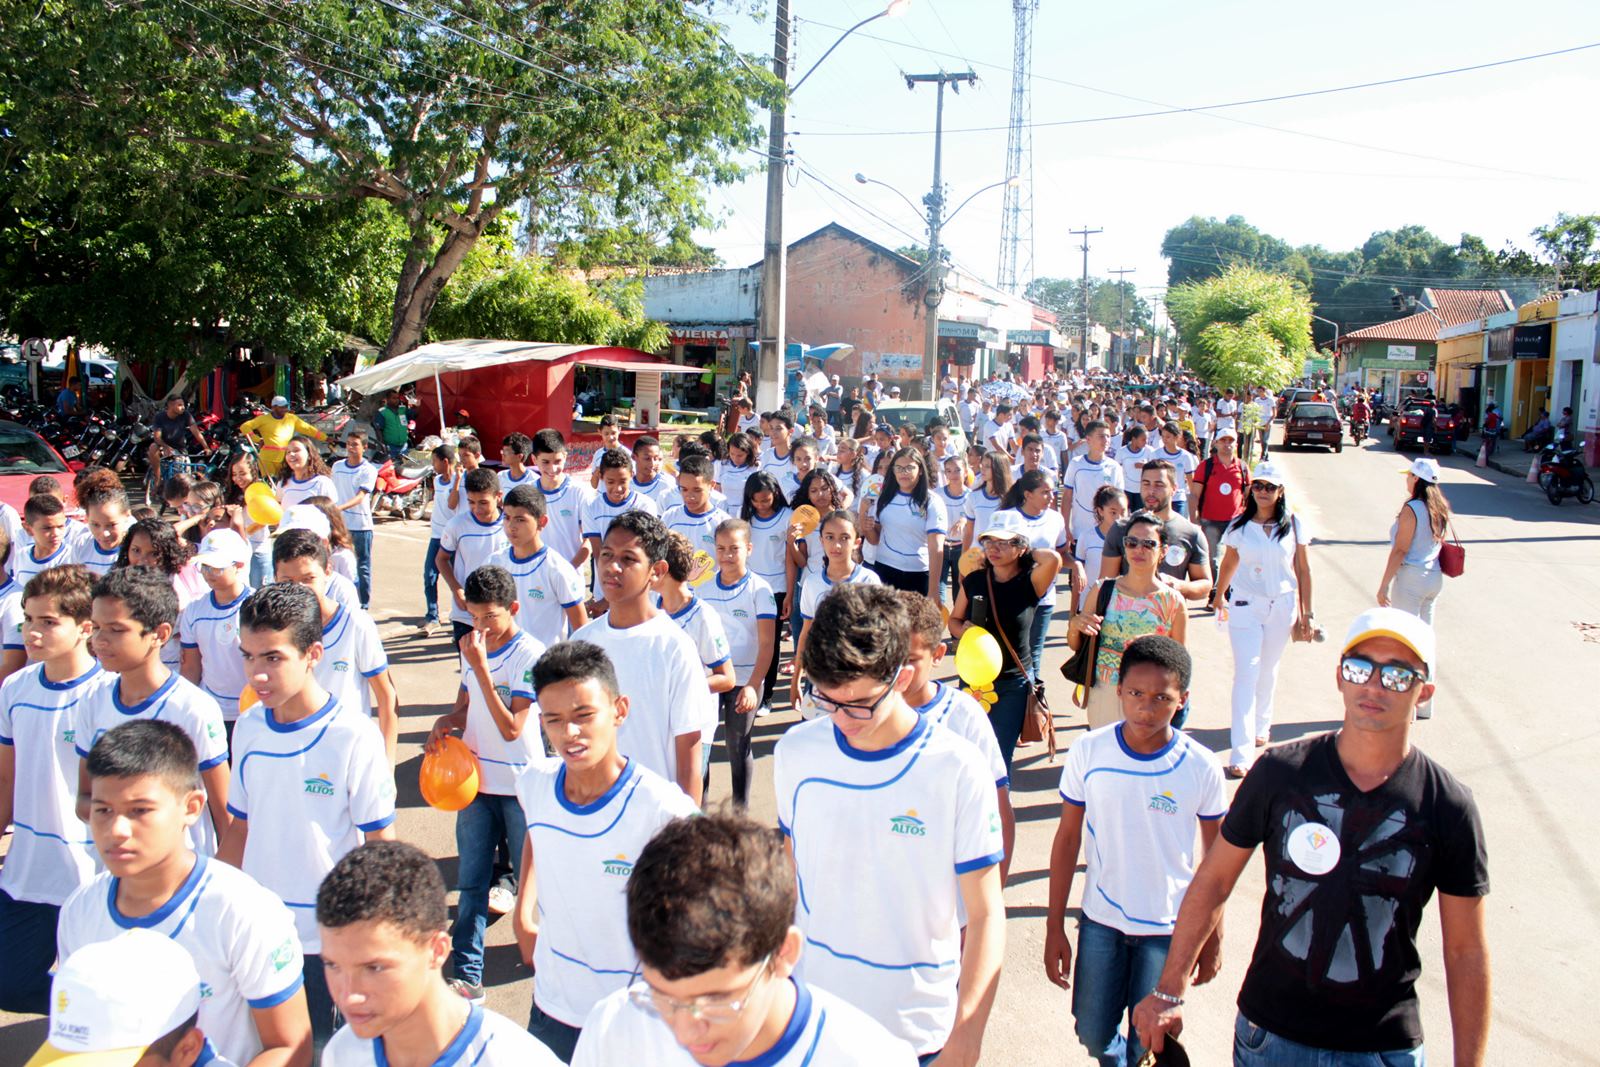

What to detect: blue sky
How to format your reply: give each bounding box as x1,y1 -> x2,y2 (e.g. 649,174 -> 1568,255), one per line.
701,0 -> 1599,306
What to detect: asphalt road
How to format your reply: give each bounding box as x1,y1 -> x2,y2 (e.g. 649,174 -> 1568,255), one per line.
2,429 -> 1595,1065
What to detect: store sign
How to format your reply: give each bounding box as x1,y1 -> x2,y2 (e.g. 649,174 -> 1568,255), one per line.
1386,345 -> 1418,361
862,351 -> 923,381
669,327 -> 751,349
1008,328 -> 1060,348
1512,323 -> 1552,361
938,320 -> 1000,343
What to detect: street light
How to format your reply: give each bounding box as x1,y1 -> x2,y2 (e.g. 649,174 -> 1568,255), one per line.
754,0 -> 910,414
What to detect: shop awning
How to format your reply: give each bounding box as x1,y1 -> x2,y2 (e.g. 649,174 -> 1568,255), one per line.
576,358 -> 702,376
336,340 -> 696,394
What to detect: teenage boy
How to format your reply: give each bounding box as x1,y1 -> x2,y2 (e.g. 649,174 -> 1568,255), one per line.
1060,420 -> 1125,552
423,565 -> 544,1002
420,443 -> 461,636
900,591 -> 1015,882
697,518 -> 775,809
332,431 -> 379,609
0,525 -> 26,684
0,565 -> 109,1014
773,583 -> 1005,1063
76,483 -> 135,576
571,810 -> 916,1066
630,435 -> 680,513
62,720 -> 312,1067
571,511 -> 705,804
435,467 -> 509,642
1010,432 -> 1060,487
17,491 -> 72,588
1041,409 -> 1074,467
180,529 -> 254,737
489,485 -> 588,649
75,567 -> 230,856
662,454 -> 730,557
318,841 -> 562,1067
658,533 -> 735,800
457,435 -> 483,471
530,429 -> 594,569
579,448 -> 658,610
512,640 -> 699,1060
1044,636 -> 1225,1067
498,432 -> 537,493
221,582 -> 397,1050
584,416 -> 624,487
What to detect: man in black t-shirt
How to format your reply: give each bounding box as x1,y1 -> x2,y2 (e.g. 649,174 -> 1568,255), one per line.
1132,607 -> 1490,1066
1100,459 -> 1212,604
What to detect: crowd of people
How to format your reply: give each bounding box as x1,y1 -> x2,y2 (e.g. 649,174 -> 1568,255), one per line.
0,367 -> 1489,1067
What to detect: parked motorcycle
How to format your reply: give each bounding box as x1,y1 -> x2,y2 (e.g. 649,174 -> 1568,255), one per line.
1538,432 -> 1594,505
373,457 -> 429,520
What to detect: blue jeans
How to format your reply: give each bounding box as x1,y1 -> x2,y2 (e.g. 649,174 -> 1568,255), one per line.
450,791 -> 527,986
1172,499 -> 1188,517
250,539 -> 274,590
988,673 -> 1031,773
941,544 -> 962,605
1027,602 -> 1055,680
1071,917 -> 1172,1067
0,890 -> 58,1014
1233,1013 -> 1425,1066
528,998 -> 583,1062
350,529 -> 373,608
422,536 -> 443,622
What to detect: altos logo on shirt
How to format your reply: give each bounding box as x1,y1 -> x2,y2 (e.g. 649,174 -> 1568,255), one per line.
270,939 -> 296,972
602,854 -> 634,878
303,774 -> 336,797
889,810 -> 927,838
529,588 -> 547,601
494,684 -> 512,704
732,608 -> 749,619
1148,791 -> 1180,816
61,728 -> 75,746
332,661 -> 350,673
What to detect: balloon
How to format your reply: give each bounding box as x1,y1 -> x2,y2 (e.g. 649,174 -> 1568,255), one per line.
244,481 -> 283,526
957,545 -> 987,577
238,685 -> 259,715
688,550 -> 716,587
791,504 -> 821,537
419,736 -> 481,812
954,627 -> 1003,688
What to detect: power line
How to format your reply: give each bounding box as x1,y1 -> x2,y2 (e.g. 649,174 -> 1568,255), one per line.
370,0 -> 601,96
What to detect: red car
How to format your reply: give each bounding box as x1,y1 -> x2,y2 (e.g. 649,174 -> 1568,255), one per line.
1392,402 -> 1458,455
0,420 -> 76,515
1280,402 -> 1344,453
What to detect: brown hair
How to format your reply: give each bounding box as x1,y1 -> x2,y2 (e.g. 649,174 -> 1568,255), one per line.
23,563 -> 96,622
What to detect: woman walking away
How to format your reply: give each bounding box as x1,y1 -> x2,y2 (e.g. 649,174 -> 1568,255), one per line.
1068,513 -> 1187,730
1208,462 -> 1315,778
1378,457 -> 1449,719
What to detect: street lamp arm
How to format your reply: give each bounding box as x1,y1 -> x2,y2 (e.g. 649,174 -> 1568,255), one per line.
944,176 -> 1021,226
793,3 -> 908,93
854,173 -> 926,223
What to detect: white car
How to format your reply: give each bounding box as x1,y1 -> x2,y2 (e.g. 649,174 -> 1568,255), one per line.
873,398 -> 969,453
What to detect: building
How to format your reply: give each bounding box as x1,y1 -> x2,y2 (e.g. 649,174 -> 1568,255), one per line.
640,266 -> 759,407
1335,288 -> 1513,409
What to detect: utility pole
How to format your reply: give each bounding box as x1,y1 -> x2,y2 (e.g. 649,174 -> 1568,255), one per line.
908,70 -> 977,401
1069,225 -> 1101,370
754,0 -> 791,414
1109,267 -> 1134,373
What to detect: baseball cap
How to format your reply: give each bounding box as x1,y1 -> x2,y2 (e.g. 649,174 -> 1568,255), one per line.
192,528 -> 251,569
1341,606 -> 1437,678
277,504 -> 331,540
1403,457 -> 1441,483
1251,460 -> 1286,486
1213,427 -> 1238,440
977,510 -> 1030,545
28,930 -> 202,1067
270,395 -> 289,408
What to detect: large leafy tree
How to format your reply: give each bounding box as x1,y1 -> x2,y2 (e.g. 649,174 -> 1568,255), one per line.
1160,216 -> 1312,290
1166,266 -> 1312,392
1025,276 -> 1151,334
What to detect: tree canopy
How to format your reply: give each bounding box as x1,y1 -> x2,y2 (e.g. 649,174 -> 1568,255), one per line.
1025,276 -> 1152,335
1166,266 -> 1312,392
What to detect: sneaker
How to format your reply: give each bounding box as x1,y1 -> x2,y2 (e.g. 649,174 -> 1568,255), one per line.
417,619 -> 437,636
446,978 -> 486,1004
756,703 -> 772,718
487,886 -> 515,916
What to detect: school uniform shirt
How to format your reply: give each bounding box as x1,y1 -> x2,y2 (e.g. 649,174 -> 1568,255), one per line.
759,446 -> 796,483
13,538 -> 72,589
1154,447 -> 1198,504
937,486 -> 969,542
982,418 -> 1015,453
227,696 -> 396,952
314,604 -> 388,720
962,489 -> 1005,542
715,461 -> 757,511
0,663 -> 110,905
1118,443 -> 1157,491
773,714 -> 1004,1054
0,501 -> 20,572
332,460 -> 378,533
324,1002 -> 563,1067
797,563 -> 880,621
572,980 -> 918,1067
1058,723 -> 1226,936
1001,506 -> 1068,607
1063,454 -> 1125,541
73,672 -> 229,856
327,571 -> 360,612
430,471 -> 461,541
0,576 -> 23,655
516,758 -> 698,1028
496,466 -> 538,496
913,681 -> 1008,789
872,493 -> 947,574
1074,524 -> 1111,609
698,572 -> 777,687
1219,514 -> 1309,601
534,475 -> 593,565
178,587 -> 253,721
664,597 -> 731,740
440,511 -> 510,624
746,508 -> 792,591
331,547 -> 357,583
1041,429 -> 1072,468
662,502 -> 731,559
457,630 -> 543,796
569,612 -> 705,790
1214,398 -> 1239,432
630,473 -> 680,514
72,537 -> 124,576
487,545 -> 585,650
58,856 -> 305,1067
278,474 -> 336,509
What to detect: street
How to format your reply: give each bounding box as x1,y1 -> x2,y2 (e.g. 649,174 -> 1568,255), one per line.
1,429 -> 1595,1065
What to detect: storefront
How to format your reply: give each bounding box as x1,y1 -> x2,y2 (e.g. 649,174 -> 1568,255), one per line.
665,325 -> 751,411
938,320 -> 1001,381
1004,328 -> 1060,381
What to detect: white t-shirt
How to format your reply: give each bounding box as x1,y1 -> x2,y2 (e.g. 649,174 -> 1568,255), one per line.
630,474 -> 680,514
279,474 -> 336,509
982,419 -> 1015,453
913,682 -> 1007,788
13,538 -> 72,589
872,494 -> 947,573
1253,394 -> 1276,426
1118,443 -> 1157,491
662,503 -> 731,559
962,489 -> 1005,541
73,672 -> 229,856
716,461 -> 758,510
1003,506 -> 1067,606
457,630 -> 544,795
573,981 -> 917,1067
0,662 -> 109,905
569,613 -> 705,789
1063,455 -> 1125,536
332,460 -> 378,533
664,597 -> 731,737
516,758 -> 697,1027
1010,463 -> 1059,491
1041,429 -> 1072,467
798,564 -> 881,621
773,714 -> 1003,1054
1154,447 -> 1199,502
72,537 -> 123,576
759,446 -> 797,483
698,572 -> 778,687
487,546 -> 585,650
227,697 -> 397,951
330,548 -> 357,583
1214,398 -> 1238,432
58,857 -> 304,1067
430,472 -> 461,539
439,512 -> 510,624
324,1003 -> 563,1067
580,490 -> 660,597
497,466 -> 538,496
535,475 -> 594,565
746,509 -> 792,588
1219,514 -> 1308,600
1058,723 -> 1226,935
314,604 -> 388,721
179,588 -> 253,720
1074,524 -> 1111,609
0,576 -> 24,654
937,487 -> 968,543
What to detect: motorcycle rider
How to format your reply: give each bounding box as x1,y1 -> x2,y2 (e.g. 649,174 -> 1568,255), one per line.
1349,392 -> 1372,442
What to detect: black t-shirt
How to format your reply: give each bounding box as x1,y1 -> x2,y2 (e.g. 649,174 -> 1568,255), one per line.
1221,733 -> 1489,1052
1102,513 -> 1208,582
959,565 -> 1037,681
153,409 -> 199,452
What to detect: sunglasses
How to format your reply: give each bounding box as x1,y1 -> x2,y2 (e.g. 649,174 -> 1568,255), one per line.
1124,536 -> 1160,551
1252,483 -> 1281,492
1340,654 -> 1427,693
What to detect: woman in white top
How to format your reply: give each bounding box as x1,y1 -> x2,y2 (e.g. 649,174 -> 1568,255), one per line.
861,447 -> 946,600
961,450 -> 1012,550
1377,459 -> 1450,719
222,451 -> 273,589
276,436 -> 336,507
1208,462 -> 1315,777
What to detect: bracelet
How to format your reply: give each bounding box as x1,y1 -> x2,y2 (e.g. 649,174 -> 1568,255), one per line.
1150,990 -> 1184,1007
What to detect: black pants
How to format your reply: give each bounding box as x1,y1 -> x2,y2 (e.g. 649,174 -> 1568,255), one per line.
874,562 -> 930,594
761,591 -> 786,706
720,688 -> 757,808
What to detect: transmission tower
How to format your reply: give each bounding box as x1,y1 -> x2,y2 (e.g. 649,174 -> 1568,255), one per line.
996,0 -> 1037,294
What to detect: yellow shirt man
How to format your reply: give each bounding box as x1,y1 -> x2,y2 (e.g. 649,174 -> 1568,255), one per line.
240,396 -> 327,476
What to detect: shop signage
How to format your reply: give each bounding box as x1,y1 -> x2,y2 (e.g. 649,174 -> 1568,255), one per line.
1385,345 -> 1418,361
862,351 -> 923,381
1008,328 -> 1060,348
668,327 -> 752,349
1512,323 -> 1552,361
938,320 -> 1000,343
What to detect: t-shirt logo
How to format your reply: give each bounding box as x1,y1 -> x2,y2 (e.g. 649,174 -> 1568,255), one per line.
602,854 -> 634,877
61,728 -> 75,745
494,684 -> 512,704
530,588 -> 546,601
333,661 -> 350,673
889,810 -> 927,837
270,938 -> 296,972
522,668 -> 534,684
304,774 -> 336,797
732,608 -> 749,619
199,982 -> 214,1000
1286,821 -> 1341,876
1148,790 -> 1180,816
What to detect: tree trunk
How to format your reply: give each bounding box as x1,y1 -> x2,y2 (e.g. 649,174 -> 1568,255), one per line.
384,225 -> 482,358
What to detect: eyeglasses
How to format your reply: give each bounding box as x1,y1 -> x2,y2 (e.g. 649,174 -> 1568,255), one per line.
1123,536 -> 1160,551
626,954 -> 773,1023
893,464 -> 921,474
799,667 -> 902,720
1340,654 -> 1427,693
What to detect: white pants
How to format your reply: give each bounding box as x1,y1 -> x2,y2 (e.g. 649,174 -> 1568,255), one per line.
1226,592 -> 1296,767
1390,563 -> 1442,718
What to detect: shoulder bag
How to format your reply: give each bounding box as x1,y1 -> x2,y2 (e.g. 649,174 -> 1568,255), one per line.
1059,578 -> 1117,706
1439,518 -> 1465,578
986,566 -> 1057,759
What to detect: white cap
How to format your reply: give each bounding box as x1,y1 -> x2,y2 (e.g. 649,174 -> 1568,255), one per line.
192,528 -> 251,569
1251,460 -> 1286,486
1404,457 -> 1441,483
1213,426 -> 1237,440
1342,606 -> 1437,678
270,395 -> 289,408
277,504 -> 330,540
977,509 -> 1031,545
28,930 -> 202,1067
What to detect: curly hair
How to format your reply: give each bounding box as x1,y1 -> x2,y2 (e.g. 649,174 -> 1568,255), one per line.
116,518 -> 191,576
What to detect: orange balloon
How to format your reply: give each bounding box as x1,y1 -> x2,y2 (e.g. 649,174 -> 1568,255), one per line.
419,736 -> 481,812
238,685 -> 259,715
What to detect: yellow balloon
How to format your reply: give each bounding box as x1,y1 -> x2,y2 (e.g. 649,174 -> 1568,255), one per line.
247,494 -> 283,526
244,480 -> 273,504
238,685 -> 259,715
688,549 -> 716,587
957,545 -> 987,577
955,627 -> 1002,688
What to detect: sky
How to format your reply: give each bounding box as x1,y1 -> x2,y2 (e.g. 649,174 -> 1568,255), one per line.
700,0 -> 1600,313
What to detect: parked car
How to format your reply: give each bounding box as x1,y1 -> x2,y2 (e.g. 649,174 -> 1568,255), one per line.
874,398 -> 969,452
0,419 -> 75,513
1276,387 -> 1318,420
1392,401 -> 1460,455
1281,402 -> 1344,453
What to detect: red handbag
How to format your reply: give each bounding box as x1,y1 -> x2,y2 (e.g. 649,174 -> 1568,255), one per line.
1439,520 -> 1465,578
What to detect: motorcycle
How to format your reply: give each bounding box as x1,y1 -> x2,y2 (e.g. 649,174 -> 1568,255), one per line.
1538,432 -> 1594,505
373,457 -> 429,521
1349,416 -> 1369,445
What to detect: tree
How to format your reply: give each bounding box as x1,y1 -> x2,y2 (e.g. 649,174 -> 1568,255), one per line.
2,0 -> 770,357
1534,214 -> 1600,291
1025,276 -> 1152,333
1166,266 -> 1312,392
1160,216 -> 1311,290
895,245 -> 930,265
